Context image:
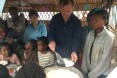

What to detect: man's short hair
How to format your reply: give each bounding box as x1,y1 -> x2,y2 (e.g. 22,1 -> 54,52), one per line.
59,0 -> 76,6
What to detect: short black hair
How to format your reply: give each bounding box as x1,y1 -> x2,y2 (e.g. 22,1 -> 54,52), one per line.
59,0 -> 75,6
94,8 -> 109,25
0,64 -> 10,78
0,43 -> 11,56
15,62 -> 46,78
29,9 -> 38,18
9,7 -> 18,12
87,8 -> 101,21
37,36 -> 49,46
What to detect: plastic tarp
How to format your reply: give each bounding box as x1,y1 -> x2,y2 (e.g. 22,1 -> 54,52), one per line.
0,0 -> 6,16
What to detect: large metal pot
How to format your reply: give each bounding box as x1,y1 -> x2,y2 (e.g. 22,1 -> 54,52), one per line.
44,65 -> 84,78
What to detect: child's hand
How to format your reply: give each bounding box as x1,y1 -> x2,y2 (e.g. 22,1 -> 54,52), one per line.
0,55 -> 10,61
0,54 -> 4,60
4,57 -> 10,61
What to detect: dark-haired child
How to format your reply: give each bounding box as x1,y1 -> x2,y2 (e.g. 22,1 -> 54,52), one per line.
0,43 -> 21,65
37,36 -> 55,67
0,64 -> 11,78
22,39 -> 38,64
81,8 -> 114,78
81,8 -> 100,51
15,62 -> 46,78
23,9 -> 47,43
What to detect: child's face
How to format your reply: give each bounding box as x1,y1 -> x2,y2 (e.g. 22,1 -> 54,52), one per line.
91,15 -> 106,30
29,15 -> 38,24
37,41 -> 45,51
25,42 -> 32,50
0,47 -> 9,57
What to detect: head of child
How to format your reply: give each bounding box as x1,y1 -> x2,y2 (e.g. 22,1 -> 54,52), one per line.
29,9 -> 38,24
91,8 -> 109,30
0,43 -> 11,57
37,36 -> 50,53
25,39 -> 37,51
0,64 -> 10,78
15,62 -> 46,78
87,8 -> 100,28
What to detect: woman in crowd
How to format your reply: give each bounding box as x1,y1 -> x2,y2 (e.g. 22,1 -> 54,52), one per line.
24,9 -> 47,43
81,8 -> 114,78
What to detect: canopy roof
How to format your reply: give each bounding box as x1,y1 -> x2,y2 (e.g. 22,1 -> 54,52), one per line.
3,0 -> 114,12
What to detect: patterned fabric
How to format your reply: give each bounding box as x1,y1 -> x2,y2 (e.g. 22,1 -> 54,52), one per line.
22,50 -> 38,64
7,17 -> 25,34
38,51 -> 55,67
7,17 -> 26,40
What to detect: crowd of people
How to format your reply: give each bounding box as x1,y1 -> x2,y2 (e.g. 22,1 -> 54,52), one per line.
0,0 -> 117,78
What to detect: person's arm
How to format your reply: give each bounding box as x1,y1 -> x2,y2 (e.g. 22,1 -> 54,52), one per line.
48,17 -> 56,42
71,19 -> 82,62
0,54 -> 4,60
72,19 -> 82,53
49,52 -> 55,65
88,35 -> 114,78
23,26 -> 29,42
81,32 -> 90,74
12,54 -> 21,65
48,17 -> 56,52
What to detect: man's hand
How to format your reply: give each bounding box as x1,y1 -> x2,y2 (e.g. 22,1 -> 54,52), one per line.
71,52 -> 78,62
48,41 -> 56,52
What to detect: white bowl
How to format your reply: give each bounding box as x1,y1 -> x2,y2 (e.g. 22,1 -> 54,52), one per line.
0,60 -> 8,65
63,58 -> 74,67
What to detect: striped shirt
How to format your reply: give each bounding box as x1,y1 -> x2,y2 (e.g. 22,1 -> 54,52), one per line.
38,51 -> 55,67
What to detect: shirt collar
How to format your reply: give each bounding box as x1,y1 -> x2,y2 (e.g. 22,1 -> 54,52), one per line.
98,26 -> 106,36
93,26 -> 106,36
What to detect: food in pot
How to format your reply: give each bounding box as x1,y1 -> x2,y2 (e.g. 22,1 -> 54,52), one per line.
46,69 -> 80,78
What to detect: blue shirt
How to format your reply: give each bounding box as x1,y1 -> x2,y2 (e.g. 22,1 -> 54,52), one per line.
48,13 -> 82,58
24,22 -> 47,42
